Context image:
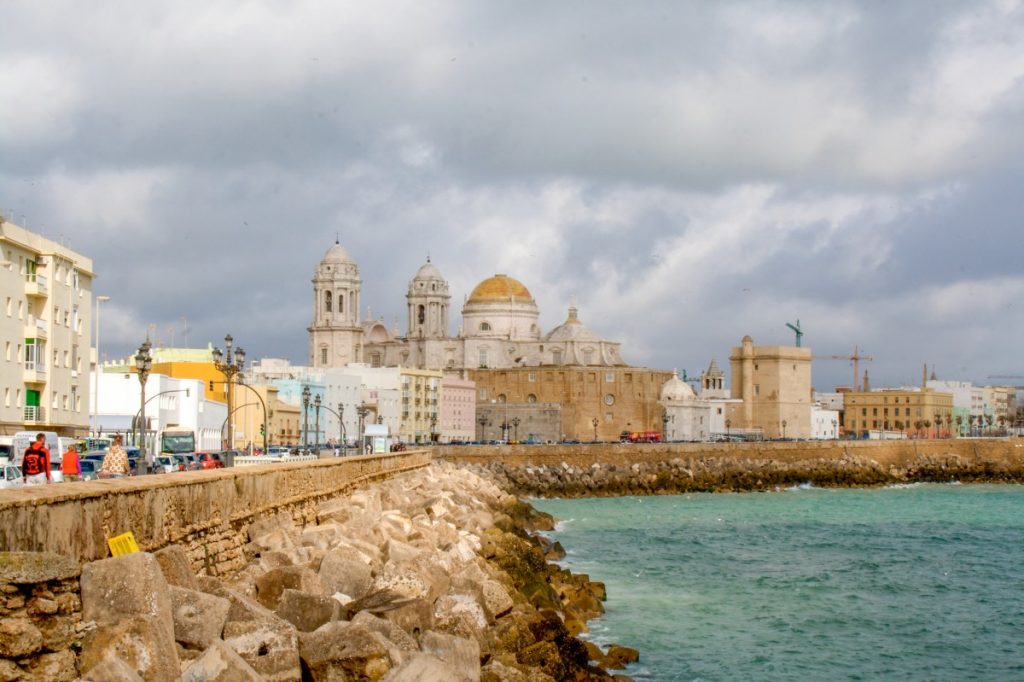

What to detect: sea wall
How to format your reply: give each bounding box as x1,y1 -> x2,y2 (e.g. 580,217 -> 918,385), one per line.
438,439 -> 1024,496
0,451 -> 430,575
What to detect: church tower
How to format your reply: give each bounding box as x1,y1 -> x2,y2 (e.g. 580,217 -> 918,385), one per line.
406,257 -> 450,339
309,241 -> 362,367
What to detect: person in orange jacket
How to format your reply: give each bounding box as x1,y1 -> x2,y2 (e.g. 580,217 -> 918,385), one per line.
61,443 -> 82,482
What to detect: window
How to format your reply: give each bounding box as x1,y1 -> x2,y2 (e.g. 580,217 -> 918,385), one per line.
418,305 -> 425,324
552,349 -> 562,365
754,384 -> 760,396
583,350 -> 594,364
527,394 -> 537,403
18,301 -> 23,319
4,342 -> 8,361
3,389 -> 8,407
72,386 -> 78,411
479,322 -> 491,331
606,372 -> 614,382
479,388 -> 487,399
5,297 -> 9,316
325,290 -> 332,313
51,391 -> 58,408
604,394 -> 615,406
497,394 -> 507,403
479,349 -> 488,368
528,372 -> 536,382
62,394 -> 68,410
321,347 -> 328,365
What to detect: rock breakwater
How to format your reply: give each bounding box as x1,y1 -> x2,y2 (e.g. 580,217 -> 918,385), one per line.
471,451 -> 1024,497
1,462 -> 635,681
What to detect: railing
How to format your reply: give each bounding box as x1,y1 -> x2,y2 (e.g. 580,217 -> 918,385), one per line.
24,405 -> 45,422
25,273 -> 48,294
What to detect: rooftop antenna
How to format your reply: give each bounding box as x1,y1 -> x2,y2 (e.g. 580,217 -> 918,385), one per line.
426,251 -> 431,263
335,231 -> 339,244
785,319 -> 803,347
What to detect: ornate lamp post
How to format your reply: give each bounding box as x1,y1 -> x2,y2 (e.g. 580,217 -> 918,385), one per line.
725,418 -> 731,441
301,386 -> 311,453
135,340 -> 152,473
338,402 -> 345,449
356,404 -> 370,453
430,414 -> 438,443
511,416 -> 521,442
313,393 -> 322,455
212,335 -> 245,450
477,414 -> 490,441
781,419 -> 788,439
591,417 -> 599,442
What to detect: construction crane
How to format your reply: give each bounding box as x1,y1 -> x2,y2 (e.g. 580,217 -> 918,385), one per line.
785,320 -> 803,347
812,345 -> 874,391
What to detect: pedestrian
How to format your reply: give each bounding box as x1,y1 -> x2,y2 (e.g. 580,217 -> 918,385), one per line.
61,442 -> 82,482
99,435 -> 130,478
22,433 -> 51,485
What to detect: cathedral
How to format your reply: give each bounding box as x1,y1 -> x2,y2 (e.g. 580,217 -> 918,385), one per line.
308,241 -> 625,374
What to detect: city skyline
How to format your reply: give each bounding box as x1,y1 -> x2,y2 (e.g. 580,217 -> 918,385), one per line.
2,2 -> 1022,389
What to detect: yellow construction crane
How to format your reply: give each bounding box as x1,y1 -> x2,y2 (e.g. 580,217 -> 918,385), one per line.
813,346 -> 874,391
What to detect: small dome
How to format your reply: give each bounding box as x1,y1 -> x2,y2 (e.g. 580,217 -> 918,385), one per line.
414,261 -> 443,280
467,274 -> 534,304
661,371 -> 696,401
322,242 -> 354,264
544,304 -> 602,343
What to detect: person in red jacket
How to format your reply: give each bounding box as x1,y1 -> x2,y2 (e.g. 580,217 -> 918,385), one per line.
61,443 -> 82,482
22,433 -> 51,485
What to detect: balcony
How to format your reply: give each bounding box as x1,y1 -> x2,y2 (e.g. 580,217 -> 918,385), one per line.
25,317 -> 47,340
23,362 -> 47,384
24,406 -> 45,423
25,273 -> 48,298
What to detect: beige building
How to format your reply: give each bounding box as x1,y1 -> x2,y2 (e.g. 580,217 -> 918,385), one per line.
440,376 -> 476,443
0,218 -> 94,437
231,384 -> 302,450
469,366 -> 672,441
844,388 -> 953,438
727,336 -> 812,439
399,368 -> 442,444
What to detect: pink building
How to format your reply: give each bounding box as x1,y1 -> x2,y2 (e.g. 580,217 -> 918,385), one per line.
440,377 -> 476,443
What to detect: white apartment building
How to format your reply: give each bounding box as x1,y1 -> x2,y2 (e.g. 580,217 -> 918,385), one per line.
0,219 -> 94,437
91,371 -> 226,452
811,404 -> 841,439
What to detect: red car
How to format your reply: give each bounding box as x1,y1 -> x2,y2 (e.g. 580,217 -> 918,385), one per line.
195,452 -> 225,470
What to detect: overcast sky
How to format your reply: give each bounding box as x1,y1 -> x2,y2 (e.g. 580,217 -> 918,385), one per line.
3,1 -> 1023,390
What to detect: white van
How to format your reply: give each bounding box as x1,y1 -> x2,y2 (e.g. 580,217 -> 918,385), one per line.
11,431 -> 60,467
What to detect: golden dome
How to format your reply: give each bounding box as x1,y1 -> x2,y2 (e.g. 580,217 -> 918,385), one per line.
466,274 -> 534,304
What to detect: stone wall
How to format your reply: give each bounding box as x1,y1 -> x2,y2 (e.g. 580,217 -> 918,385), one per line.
434,438 -> 1024,469
0,451 -> 430,575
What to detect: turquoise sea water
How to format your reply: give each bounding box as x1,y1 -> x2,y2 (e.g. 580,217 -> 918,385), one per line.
533,484 -> 1024,681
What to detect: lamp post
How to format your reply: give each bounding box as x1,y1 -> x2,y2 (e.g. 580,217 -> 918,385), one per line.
511,416 -> 520,443
726,418 -> 731,441
92,295 -> 111,436
135,340 -> 152,473
832,418 -> 838,439
212,334 -> 245,450
477,414 -> 490,441
781,419 -> 787,439
356,404 -> 370,453
661,411 -> 669,441
338,403 -> 345,449
430,414 -> 438,443
301,386 -> 311,453
591,417 -> 599,442
314,393 -> 322,455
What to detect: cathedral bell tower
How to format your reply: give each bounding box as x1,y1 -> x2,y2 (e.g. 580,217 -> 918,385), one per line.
406,257 -> 450,340
308,241 -> 362,367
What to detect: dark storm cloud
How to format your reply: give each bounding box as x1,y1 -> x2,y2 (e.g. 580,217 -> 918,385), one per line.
2,0 -> 1023,388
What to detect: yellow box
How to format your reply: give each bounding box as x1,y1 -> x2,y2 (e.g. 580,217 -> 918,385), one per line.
107,531 -> 140,557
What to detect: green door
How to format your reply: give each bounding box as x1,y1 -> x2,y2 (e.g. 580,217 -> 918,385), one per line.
25,390 -> 40,407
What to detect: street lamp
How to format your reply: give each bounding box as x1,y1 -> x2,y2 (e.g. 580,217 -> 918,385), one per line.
135,340 -> 152,472
511,416 -> 520,443
338,402 -> 345,449
726,418 -> 731,441
661,410 -> 669,441
832,418 -> 838,439
781,419 -> 788,439
477,413 -> 490,441
314,393 -> 322,455
430,414 -> 438,443
591,417 -> 599,442
301,385 -> 311,453
212,334 -> 245,450
92,295 -> 111,437
356,404 -> 370,453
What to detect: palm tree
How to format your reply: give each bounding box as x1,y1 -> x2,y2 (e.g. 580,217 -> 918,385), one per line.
955,414 -> 964,437
985,414 -> 993,436
923,419 -> 932,439
945,413 -> 953,437
998,415 -> 1007,435
914,420 -> 923,438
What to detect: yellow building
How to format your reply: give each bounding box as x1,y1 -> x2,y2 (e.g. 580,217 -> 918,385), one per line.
105,347 -> 227,403
844,388 -> 954,438
399,368 -> 442,443
231,384 -> 302,450
727,336 -> 812,439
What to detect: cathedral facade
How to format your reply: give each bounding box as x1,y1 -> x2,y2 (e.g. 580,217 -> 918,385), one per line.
308,242 -> 626,375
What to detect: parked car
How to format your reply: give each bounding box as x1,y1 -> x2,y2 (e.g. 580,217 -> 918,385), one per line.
197,452 -> 225,470
0,465 -> 23,489
155,456 -> 179,473
181,454 -> 203,471
49,461 -> 64,484
79,460 -> 99,481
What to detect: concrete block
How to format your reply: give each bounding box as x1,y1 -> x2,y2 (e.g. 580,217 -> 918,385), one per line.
80,616 -> 180,682
81,552 -> 175,643
318,548 -> 372,600
421,630 -> 481,682
80,653 -> 145,681
181,639 -> 262,682
381,653 -> 469,682
274,588 -> 339,633
298,622 -> 393,681
254,566 -> 323,610
222,617 -> 300,682
154,544 -> 199,590
169,585 -> 231,649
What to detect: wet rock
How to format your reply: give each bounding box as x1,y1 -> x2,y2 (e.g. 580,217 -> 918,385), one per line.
180,639 -> 262,682
516,640 -> 565,681
605,644 -> 640,669
169,585 -> 230,649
